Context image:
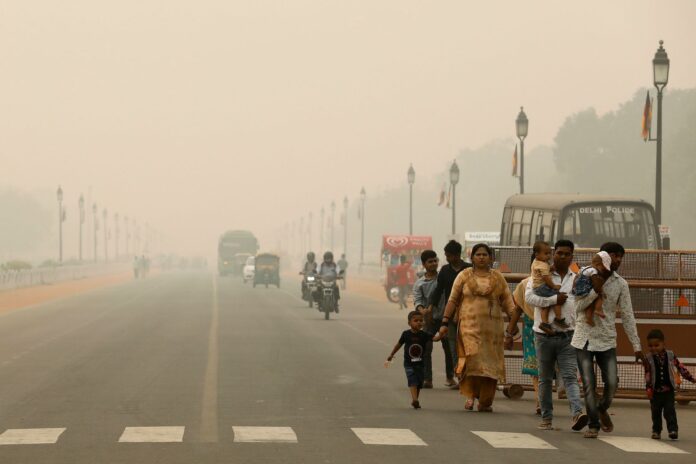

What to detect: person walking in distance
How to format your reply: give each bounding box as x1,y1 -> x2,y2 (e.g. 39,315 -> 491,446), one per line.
427,240 -> 471,388
337,254 -> 348,290
394,255 -> 412,310
413,250 -> 455,389
573,242 -> 644,439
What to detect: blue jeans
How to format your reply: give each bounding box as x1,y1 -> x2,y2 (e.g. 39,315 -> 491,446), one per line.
576,347 -> 618,430
535,332 -> 583,421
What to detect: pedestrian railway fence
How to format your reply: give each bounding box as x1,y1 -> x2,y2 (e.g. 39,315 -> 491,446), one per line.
496,247 -> 696,405
0,263 -> 130,292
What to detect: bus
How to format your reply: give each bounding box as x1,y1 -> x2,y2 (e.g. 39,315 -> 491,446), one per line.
500,193 -> 661,249
218,230 -> 259,276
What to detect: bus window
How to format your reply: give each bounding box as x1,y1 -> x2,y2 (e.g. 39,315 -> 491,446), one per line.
520,209 -> 534,245
562,204 -> 656,249
501,207 -> 512,244
510,208 -> 523,245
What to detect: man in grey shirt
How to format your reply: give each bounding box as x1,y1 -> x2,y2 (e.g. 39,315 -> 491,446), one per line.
524,240 -> 587,432
414,250 -> 455,388
572,242 -> 644,439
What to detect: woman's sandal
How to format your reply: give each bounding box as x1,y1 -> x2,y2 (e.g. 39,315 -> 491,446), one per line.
464,399 -> 475,410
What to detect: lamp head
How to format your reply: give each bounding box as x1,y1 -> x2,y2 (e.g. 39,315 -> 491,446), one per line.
407,164 -> 415,184
653,40 -> 670,90
516,106 -> 529,139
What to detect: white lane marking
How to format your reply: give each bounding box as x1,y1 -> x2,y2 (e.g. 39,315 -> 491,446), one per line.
351,428 -> 427,446
599,436 -> 688,454
232,426 -> 298,443
118,426 -> 185,443
0,428 -> 66,445
472,431 -> 556,449
198,275 -> 219,442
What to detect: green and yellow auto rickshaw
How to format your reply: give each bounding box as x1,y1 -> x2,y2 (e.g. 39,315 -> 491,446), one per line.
253,253 -> 280,288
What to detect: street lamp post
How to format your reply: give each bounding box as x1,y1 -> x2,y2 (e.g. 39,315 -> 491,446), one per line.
79,194 -> 85,261
103,208 -> 108,263
114,213 -> 120,260
343,196 -> 348,256
125,216 -> 129,256
320,207 -> 325,252
407,164 -> 415,235
330,200 -> 336,251
360,187 -> 366,267
653,40 -> 670,226
93,203 -> 98,262
57,186 -> 64,263
516,106 -> 529,194
449,161 -> 459,235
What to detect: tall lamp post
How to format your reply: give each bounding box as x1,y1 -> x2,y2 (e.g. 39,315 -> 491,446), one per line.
343,196 -> 348,256
78,194 -> 85,261
407,164 -> 415,235
103,208 -> 108,263
330,200 -> 336,251
114,213 -> 120,260
320,206 -> 325,252
93,203 -> 98,262
360,187 -> 366,267
449,161 -> 459,235
516,106 -> 529,194
652,40 -> 670,226
57,186 -> 64,263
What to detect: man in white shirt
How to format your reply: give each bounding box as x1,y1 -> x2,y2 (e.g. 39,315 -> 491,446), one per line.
525,240 -> 587,432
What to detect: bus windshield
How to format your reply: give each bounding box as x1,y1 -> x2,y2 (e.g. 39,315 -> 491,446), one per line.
561,203 -> 658,249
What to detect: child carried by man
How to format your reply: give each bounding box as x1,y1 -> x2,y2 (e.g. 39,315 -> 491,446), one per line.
572,251 -> 612,326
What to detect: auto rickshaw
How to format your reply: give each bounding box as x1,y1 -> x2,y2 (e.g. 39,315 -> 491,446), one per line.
253,253 -> 280,288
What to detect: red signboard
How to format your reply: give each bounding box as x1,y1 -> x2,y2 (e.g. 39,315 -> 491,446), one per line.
381,235 -> 433,254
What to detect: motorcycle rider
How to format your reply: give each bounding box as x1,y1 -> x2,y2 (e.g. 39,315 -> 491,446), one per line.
315,251 -> 342,310
300,252 -> 318,296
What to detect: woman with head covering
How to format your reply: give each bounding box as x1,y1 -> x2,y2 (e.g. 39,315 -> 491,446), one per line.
434,243 -> 516,412
505,276 -> 540,415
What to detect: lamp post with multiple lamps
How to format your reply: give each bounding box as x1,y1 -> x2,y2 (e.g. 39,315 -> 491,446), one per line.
407,164 -> 415,235
449,161 -> 459,235
516,106 -> 529,194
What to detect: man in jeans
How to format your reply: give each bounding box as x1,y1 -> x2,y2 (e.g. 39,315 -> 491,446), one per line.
572,242 -> 644,438
523,239 -> 588,431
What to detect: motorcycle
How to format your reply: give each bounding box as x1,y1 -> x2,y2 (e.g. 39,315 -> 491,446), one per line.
315,274 -> 342,320
301,272 -> 318,307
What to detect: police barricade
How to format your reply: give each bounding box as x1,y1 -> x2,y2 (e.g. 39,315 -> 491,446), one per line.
501,273 -> 696,404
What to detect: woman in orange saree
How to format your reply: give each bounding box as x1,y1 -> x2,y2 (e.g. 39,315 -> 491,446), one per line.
435,243 -> 515,411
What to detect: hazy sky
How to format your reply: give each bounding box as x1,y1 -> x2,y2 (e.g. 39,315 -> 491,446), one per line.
1,1 -> 695,254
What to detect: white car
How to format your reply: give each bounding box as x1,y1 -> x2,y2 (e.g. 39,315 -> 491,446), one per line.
243,256 -> 255,283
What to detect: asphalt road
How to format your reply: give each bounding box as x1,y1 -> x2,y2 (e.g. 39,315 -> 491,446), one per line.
0,271 -> 694,463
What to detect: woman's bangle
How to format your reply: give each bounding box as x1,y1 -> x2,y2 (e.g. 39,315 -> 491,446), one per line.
440,321 -> 449,328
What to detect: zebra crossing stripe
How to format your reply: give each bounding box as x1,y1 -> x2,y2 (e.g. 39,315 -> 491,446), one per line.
351,428 -> 427,446
599,436 -> 689,454
472,431 -> 556,449
232,426 -> 298,443
0,428 -> 66,445
118,426 -> 185,443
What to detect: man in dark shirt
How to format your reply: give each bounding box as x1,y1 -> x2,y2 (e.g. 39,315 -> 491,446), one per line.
427,240 -> 471,386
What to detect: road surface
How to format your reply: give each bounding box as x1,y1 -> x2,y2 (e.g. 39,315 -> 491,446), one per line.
0,271 -> 693,463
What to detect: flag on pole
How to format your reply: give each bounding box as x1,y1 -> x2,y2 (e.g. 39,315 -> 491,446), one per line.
641,90 -> 652,142
437,183 -> 446,206
512,144 -> 518,177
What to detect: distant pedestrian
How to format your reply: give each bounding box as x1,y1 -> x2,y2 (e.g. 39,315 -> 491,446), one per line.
573,242 -> 644,439
133,256 -> 140,279
338,254 -> 348,289
427,240 -> 471,389
385,311 -> 430,409
644,329 -> 695,441
413,250 -> 455,389
394,255 -> 411,310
